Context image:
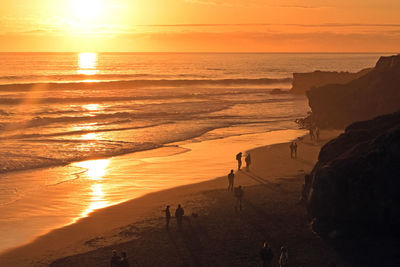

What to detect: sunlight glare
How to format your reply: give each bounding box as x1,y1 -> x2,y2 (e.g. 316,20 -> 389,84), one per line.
78,52 -> 98,75
80,132 -> 98,140
81,183 -> 109,217
76,159 -> 110,180
73,0 -> 104,20
83,104 -> 101,111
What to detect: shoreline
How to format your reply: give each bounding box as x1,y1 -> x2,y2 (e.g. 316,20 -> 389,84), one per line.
0,129 -> 308,254
0,129 -> 342,267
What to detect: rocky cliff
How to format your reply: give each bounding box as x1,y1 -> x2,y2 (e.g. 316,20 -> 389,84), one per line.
306,54 -> 400,129
290,69 -> 370,95
305,111 -> 400,237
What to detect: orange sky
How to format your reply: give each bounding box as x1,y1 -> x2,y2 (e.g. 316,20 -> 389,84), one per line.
0,0 -> 399,52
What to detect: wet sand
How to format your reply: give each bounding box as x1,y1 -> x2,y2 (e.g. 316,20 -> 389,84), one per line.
0,130 -> 343,266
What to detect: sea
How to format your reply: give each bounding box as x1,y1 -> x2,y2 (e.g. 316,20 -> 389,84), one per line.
0,52 -> 387,252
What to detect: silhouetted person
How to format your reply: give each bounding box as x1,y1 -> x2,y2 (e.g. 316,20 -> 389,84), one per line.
236,152 -> 242,170
175,204 -> 184,231
293,141 -> 297,158
234,186 -> 244,212
315,127 -> 320,141
245,153 -> 251,170
110,250 -> 120,267
309,128 -> 314,141
279,246 -> 289,267
228,169 -> 234,192
163,205 -> 171,229
260,241 -> 274,267
290,142 -> 294,158
120,251 -> 130,267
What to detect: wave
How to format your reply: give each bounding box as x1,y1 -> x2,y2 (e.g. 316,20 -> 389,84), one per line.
0,141 -> 161,174
0,77 -> 292,92
0,73 -> 211,83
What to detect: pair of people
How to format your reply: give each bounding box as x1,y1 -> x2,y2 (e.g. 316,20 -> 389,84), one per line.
260,243 -> 289,267
163,204 -> 184,230
236,152 -> 251,170
110,250 -> 130,267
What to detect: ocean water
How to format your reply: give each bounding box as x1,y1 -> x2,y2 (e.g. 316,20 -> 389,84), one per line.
0,53 -> 384,173
0,53 -> 386,252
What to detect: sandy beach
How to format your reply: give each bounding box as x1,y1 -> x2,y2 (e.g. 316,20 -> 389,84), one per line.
0,129 -> 344,267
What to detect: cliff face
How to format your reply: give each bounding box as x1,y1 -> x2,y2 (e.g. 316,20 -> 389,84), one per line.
307,54 -> 400,129
290,69 -> 370,95
305,111 -> 400,237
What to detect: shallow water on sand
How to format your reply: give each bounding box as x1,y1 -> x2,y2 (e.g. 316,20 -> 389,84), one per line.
0,128 -> 305,253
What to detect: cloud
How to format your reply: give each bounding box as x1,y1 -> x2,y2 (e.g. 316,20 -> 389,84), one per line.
184,0 -> 328,9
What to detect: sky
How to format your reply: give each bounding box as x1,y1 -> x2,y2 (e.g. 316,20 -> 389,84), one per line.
0,0 -> 399,52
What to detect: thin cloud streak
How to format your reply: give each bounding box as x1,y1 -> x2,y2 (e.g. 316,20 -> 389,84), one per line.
133,23 -> 400,28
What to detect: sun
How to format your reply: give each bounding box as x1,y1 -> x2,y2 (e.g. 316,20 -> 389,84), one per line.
73,0 -> 104,20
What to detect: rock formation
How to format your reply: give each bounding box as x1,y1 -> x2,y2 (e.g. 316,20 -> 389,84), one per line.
290,69 -> 370,95
306,54 -> 400,129
304,111 -> 400,237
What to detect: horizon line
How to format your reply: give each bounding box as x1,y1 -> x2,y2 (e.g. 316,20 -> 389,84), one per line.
0,51 -> 397,54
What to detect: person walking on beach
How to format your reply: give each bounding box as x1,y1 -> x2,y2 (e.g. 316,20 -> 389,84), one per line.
228,169 -> 235,192
315,127 -> 320,141
279,246 -> 289,267
290,142 -> 294,158
234,185 -> 244,212
309,128 -> 315,141
163,205 -> 171,229
260,241 -> 274,267
293,141 -> 297,158
245,153 -> 251,171
110,250 -> 120,267
175,204 -> 185,231
119,251 -> 130,267
236,152 -> 243,170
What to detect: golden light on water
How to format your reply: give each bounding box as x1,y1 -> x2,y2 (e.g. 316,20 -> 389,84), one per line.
83,104 -> 101,111
80,132 -> 98,140
78,52 -> 98,76
76,158 -> 110,180
81,183 -> 109,217
75,158 -> 111,217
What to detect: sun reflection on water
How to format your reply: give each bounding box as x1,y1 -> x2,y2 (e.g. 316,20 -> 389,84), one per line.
83,104 -> 101,111
78,52 -> 99,76
75,158 -> 111,217
76,158 -> 110,180
80,132 -> 98,140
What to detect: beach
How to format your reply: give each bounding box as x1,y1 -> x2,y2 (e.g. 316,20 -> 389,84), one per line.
0,53 -> 385,266
0,129 -> 344,266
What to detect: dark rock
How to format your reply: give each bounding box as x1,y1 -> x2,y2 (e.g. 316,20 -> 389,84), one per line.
305,111 -> 400,237
290,69 -> 370,95
306,54 -> 400,129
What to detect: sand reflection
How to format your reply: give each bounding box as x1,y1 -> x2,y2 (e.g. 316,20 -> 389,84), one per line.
78,52 -> 98,76
76,159 -> 110,180
76,159 -> 110,217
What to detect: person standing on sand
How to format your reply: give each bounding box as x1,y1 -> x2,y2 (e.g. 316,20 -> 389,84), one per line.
315,127 -> 320,141
163,205 -> 171,229
228,169 -> 235,192
110,250 -> 120,267
279,246 -> 289,267
234,185 -> 244,212
175,204 -> 185,231
260,241 -> 274,267
309,128 -> 314,141
245,153 -> 251,170
290,142 -> 294,158
236,152 -> 243,170
119,251 -> 130,267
